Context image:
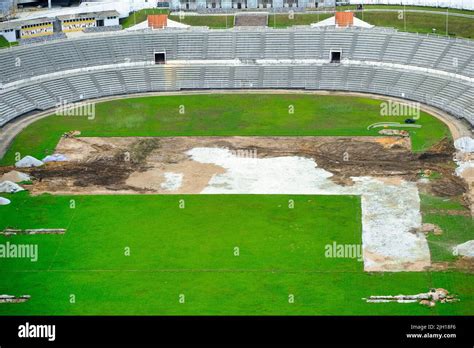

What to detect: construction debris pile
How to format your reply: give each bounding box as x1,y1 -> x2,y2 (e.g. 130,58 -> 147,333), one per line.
0,295 -> 31,304
364,288 -> 458,307
1,228 -> 66,236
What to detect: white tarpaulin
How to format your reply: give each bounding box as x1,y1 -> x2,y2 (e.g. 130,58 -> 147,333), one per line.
311,16 -> 375,28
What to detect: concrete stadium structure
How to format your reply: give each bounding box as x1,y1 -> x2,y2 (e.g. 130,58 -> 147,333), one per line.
0,0 -> 14,16
0,26 -> 472,127
169,0 -> 335,10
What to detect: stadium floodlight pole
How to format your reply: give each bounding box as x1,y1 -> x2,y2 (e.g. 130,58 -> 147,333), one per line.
446,7 -> 449,37
404,4 -> 406,32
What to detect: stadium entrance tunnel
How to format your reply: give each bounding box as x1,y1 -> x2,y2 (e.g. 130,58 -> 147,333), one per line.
331,51 -> 342,63
154,52 -> 166,64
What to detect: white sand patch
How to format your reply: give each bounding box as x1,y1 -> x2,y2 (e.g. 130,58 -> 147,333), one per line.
455,161 -> 474,176
0,181 -> 24,193
453,240 -> 474,257
354,177 -> 427,271
454,137 -> 474,153
453,136 -> 474,175
15,156 -> 44,168
0,197 -> 11,205
160,172 -> 184,191
452,136 -> 473,216
43,154 -> 69,163
187,147 -> 430,272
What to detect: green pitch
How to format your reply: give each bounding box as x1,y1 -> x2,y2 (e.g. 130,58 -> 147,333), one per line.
0,93 -> 471,315
0,94 -> 450,166
0,193 -> 473,315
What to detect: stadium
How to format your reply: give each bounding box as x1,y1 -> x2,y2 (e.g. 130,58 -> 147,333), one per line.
0,0 -> 473,317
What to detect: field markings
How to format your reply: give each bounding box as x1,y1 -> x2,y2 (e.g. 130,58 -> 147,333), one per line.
46,196 -> 83,272
0,268 -> 372,274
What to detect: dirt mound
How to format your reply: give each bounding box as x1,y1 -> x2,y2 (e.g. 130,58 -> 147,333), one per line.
0,170 -> 30,183
128,138 -> 161,163
417,223 -> 443,235
15,156 -> 44,168
430,176 -> 467,197
0,181 -> 24,193
43,154 -> 69,163
426,137 -> 456,154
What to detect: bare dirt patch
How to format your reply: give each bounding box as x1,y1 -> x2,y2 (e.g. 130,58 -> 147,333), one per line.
431,258 -> 474,273
15,135 -> 466,198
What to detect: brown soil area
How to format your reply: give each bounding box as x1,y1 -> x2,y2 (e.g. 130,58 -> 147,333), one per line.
1,135 -> 467,199
364,250 -> 431,272
422,209 -> 472,217
431,257 -> 474,273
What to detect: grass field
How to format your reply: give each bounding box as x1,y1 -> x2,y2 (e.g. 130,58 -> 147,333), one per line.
266,13 -> 333,28
356,11 -> 474,38
0,93 -> 470,315
169,9 -> 473,39
170,14 -> 235,28
0,192 -> 473,315
337,4 -> 474,15
0,36 -> 17,50
421,195 -> 474,263
0,94 -> 450,166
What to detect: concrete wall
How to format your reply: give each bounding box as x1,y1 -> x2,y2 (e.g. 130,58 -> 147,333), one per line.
0,0 -> 15,16
323,0 -> 335,7
0,29 -> 16,42
104,17 -> 120,26
170,0 -> 330,9
247,0 -> 257,8
273,0 -> 283,8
